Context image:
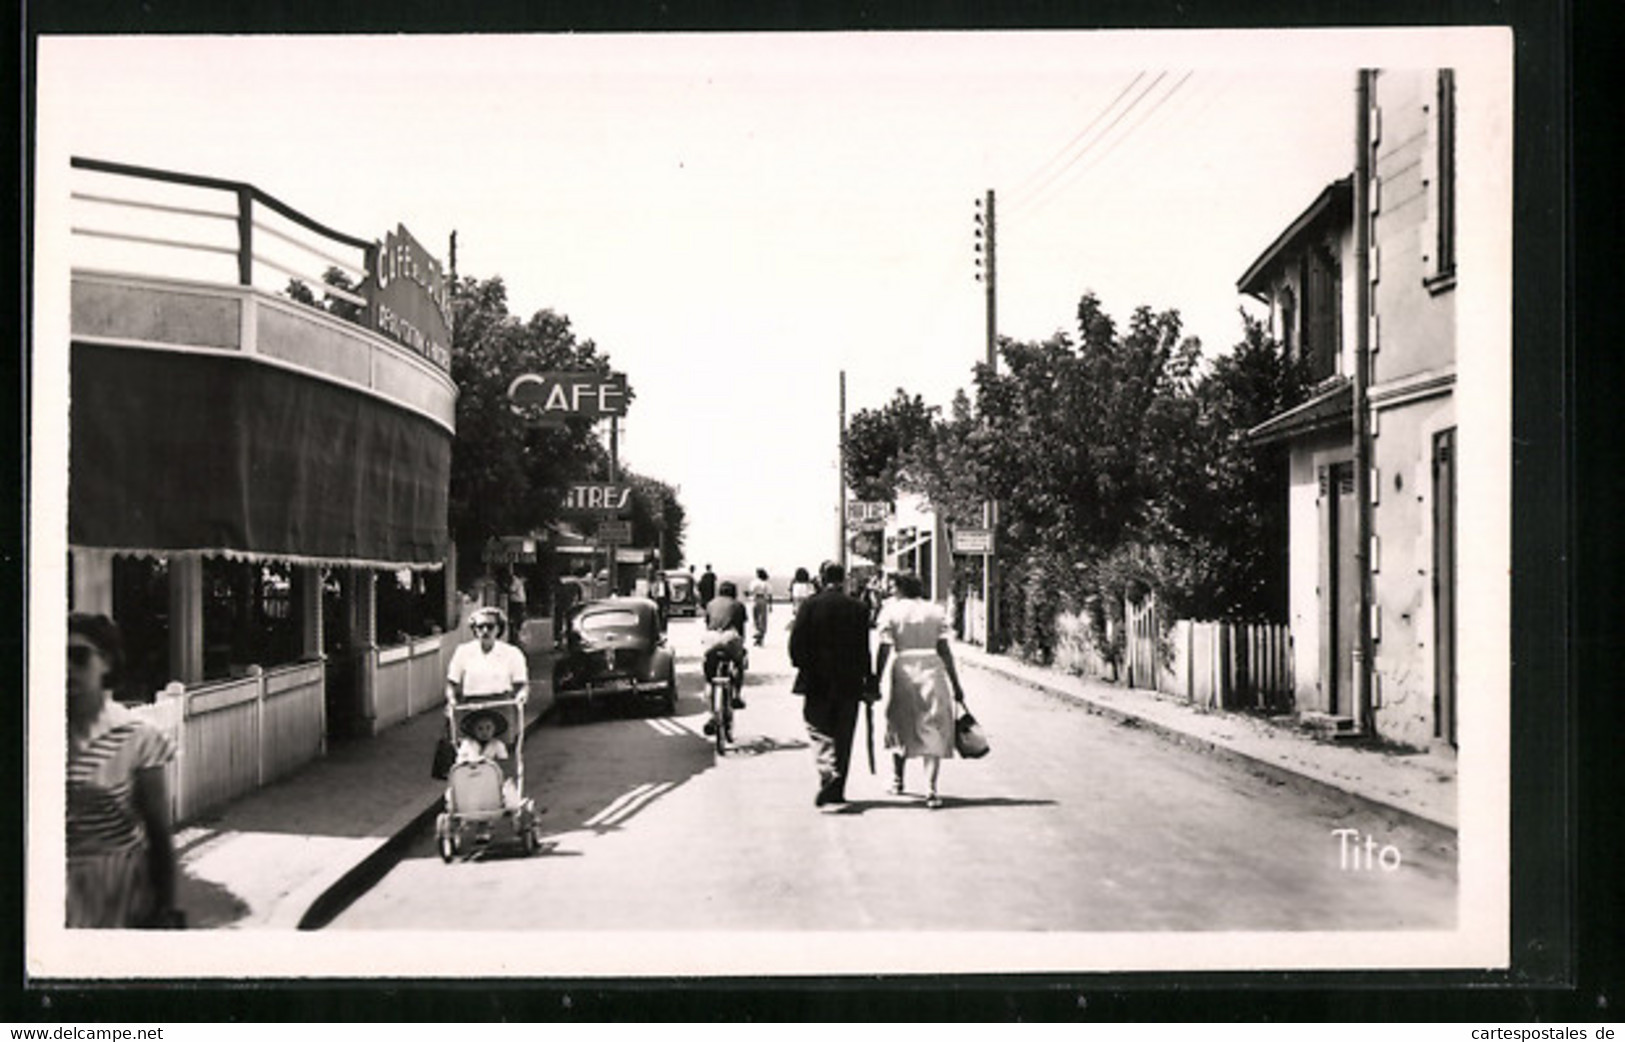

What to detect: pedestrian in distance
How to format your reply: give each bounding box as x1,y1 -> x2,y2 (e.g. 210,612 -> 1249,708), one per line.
789,561 -> 878,809
698,564 -> 717,610
507,570 -> 528,647
646,561 -> 671,632
67,613 -> 183,928
552,571 -> 582,644
748,567 -> 772,646
788,566 -> 816,623
873,572 -> 967,809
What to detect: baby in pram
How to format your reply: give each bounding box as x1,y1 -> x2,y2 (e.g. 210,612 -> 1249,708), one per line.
454,708 -> 522,811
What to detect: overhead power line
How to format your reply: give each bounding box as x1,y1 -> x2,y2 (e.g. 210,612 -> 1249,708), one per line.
1006,70 -> 1195,228
1005,71 -> 1168,218
1005,72 -> 1147,203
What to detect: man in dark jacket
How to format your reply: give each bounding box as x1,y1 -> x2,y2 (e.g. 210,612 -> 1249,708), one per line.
789,561 -> 877,808
698,564 -> 718,610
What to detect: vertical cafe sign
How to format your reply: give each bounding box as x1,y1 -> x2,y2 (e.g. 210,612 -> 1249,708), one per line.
368,223 -> 452,370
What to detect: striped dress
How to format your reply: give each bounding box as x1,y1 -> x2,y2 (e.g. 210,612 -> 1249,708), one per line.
67,703 -> 175,928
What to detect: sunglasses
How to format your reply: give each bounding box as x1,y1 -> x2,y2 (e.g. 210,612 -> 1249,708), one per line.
68,645 -> 97,667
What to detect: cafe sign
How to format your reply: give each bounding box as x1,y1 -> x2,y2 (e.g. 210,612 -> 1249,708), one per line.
369,223 -> 452,370
508,372 -> 630,418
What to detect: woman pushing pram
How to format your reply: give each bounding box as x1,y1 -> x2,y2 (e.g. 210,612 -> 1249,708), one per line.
436,607 -> 543,860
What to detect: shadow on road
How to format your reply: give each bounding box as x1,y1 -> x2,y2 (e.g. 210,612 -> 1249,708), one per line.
824,795 -> 1059,815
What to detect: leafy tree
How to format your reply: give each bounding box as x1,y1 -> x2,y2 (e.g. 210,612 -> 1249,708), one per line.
286,266 -> 365,324
842,389 -> 938,503
623,472 -> 687,569
448,275 -> 630,579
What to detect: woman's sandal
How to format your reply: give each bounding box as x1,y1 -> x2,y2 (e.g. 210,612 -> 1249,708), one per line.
888,779 -> 905,796
925,795 -> 943,810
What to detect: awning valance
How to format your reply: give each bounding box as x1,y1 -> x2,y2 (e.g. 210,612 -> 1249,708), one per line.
70,343 -> 451,568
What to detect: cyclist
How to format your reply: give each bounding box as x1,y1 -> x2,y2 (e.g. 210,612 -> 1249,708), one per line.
702,580 -> 749,731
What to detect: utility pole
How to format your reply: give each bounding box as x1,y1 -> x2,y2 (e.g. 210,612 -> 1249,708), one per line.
608,416 -> 620,596
838,369 -> 848,572
1352,70 -> 1375,734
975,189 -> 1000,650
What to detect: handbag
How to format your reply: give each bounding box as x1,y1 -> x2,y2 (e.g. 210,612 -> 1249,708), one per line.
431,735 -> 456,780
954,706 -> 990,759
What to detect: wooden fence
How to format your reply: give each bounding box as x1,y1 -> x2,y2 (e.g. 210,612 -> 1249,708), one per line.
129,659 -> 324,825
127,628 -> 464,826
373,634 -> 458,731
1052,597 -> 1294,713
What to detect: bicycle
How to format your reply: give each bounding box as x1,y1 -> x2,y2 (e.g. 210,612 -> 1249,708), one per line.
706,654 -> 741,754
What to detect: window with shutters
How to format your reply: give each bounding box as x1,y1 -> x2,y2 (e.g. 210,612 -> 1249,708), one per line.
1426,69 -> 1457,292
1300,246 -> 1342,381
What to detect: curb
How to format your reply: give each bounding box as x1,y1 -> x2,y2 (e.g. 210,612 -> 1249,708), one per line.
284,648 -> 559,930
956,653 -> 1457,844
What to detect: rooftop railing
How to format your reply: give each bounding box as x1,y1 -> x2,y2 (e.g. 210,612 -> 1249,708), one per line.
70,156 -> 376,319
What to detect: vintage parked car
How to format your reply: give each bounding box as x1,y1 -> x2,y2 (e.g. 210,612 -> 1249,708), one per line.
551,596 -> 678,717
664,570 -> 698,617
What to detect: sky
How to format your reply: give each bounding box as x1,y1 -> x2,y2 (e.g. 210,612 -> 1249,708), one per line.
36,30 -> 1490,580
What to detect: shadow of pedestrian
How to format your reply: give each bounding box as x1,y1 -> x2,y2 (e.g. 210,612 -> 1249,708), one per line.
825,796 -> 1059,815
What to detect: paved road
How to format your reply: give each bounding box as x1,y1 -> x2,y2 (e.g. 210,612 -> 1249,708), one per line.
332,609 -> 1456,932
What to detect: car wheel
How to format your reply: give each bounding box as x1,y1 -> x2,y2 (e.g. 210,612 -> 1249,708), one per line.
662,666 -> 678,715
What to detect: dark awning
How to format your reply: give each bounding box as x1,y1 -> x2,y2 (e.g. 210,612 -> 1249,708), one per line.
1244,379 -> 1353,447
70,343 -> 450,568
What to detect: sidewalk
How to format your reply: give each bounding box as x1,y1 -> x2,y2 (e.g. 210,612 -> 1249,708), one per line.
950,638 -> 1457,835
174,620 -> 557,930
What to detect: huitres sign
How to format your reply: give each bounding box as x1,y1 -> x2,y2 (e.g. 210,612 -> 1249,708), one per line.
561,483 -> 633,516
368,224 -> 452,370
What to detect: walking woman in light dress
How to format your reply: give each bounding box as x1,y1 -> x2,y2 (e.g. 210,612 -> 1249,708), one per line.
873,572 -> 966,809
67,613 -> 181,928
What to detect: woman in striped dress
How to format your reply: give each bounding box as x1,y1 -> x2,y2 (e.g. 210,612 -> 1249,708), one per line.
67,613 -> 180,929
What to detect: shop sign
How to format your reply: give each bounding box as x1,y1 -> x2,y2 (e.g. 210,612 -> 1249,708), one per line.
597,520 -> 632,545
482,536 -> 539,564
508,372 -> 629,418
561,483 -> 633,515
369,223 -> 452,370
846,500 -> 893,531
952,528 -> 994,554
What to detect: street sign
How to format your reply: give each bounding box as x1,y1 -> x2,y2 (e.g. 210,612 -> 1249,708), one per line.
846,500 -> 893,531
561,483 -> 633,515
952,528 -> 994,554
508,371 -> 629,418
597,520 -> 632,545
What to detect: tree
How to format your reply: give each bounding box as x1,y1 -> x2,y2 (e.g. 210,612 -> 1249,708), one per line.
842,389 -> 938,503
447,275 -> 631,578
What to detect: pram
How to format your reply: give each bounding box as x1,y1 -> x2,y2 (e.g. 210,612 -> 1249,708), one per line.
434,692 -> 543,861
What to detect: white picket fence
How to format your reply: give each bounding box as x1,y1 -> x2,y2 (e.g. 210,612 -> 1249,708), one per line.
1053,598 -> 1294,713
127,627 -> 464,826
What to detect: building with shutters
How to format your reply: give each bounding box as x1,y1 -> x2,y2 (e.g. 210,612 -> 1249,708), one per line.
1241,69 -> 1458,751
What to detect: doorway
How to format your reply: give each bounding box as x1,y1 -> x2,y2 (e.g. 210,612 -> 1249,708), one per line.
1433,428 -> 1457,747
1319,461 -> 1359,716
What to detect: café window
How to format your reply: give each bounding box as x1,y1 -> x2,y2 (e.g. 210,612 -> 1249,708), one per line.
202,558 -> 301,679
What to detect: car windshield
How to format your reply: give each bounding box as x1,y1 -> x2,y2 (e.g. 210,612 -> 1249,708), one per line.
668,575 -> 692,593
578,610 -> 641,635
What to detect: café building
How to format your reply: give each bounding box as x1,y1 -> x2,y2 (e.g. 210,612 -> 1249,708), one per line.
65,157 -> 458,821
